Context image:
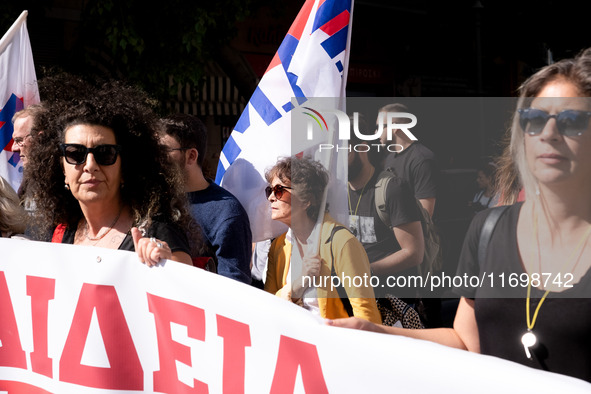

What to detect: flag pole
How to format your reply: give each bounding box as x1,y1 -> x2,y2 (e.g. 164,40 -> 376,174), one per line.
309,0 -> 355,253
0,11 -> 28,53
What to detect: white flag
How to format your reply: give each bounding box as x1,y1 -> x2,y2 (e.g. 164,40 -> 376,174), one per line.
215,0 -> 353,242
0,10 -> 40,192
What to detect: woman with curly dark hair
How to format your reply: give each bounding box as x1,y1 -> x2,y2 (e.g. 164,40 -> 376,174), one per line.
25,80 -> 204,266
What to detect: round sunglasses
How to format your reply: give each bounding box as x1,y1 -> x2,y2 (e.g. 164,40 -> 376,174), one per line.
60,143 -> 122,166
265,184 -> 292,200
518,108 -> 591,137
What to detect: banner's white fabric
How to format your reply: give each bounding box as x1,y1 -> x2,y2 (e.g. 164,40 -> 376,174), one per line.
0,10 -> 40,192
0,238 -> 589,393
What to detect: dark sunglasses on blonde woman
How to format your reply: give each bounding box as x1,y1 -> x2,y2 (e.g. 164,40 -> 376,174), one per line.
518,108 -> 591,137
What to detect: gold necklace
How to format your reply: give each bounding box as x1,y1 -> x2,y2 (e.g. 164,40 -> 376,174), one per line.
521,205 -> 591,359
84,205 -> 123,243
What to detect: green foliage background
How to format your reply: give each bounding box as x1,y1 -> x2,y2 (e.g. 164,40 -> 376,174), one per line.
1,0 -> 266,111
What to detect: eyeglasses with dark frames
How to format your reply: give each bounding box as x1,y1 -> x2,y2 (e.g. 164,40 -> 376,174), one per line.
165,147 -> 190,152
13,134 -> 31,147
265,184 -> 292,200
518,108 -> 591,137
60,143 -> 122,166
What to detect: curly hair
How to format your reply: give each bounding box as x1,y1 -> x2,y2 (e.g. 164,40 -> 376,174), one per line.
0,176 -> 26,236
265,156 -> 329,221
25,80 -> 205,255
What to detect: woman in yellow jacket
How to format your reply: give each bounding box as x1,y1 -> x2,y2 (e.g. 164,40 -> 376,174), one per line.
264,156 -> 381,324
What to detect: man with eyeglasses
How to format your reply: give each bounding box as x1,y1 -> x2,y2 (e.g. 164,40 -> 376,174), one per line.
11,107 -> 39,169
11,105 -> 46,197
160,113 -> 253,285
10,105 -> 48,239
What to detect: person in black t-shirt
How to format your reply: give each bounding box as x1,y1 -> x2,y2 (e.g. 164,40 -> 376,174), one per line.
348,138 -> 423,281
348,131 -> 426,320
377,103 -> 439,218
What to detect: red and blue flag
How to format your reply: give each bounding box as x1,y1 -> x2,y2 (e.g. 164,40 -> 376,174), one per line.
0,11 -> 39,192
216,0 -> 353,242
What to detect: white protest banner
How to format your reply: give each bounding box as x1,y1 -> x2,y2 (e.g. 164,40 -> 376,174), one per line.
0,238 -> 589,393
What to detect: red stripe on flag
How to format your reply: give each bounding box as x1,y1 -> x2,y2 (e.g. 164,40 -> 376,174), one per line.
286,0 -> 315,41
319,10 -> 350,36
264,0 -> 316,74
265,53 -> 282,74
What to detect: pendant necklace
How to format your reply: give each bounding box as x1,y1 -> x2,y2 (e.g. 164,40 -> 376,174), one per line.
347,167 -> 375,216
521,205 -> 591,360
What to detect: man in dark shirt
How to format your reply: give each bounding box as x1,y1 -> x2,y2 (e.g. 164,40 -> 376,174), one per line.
347,133 -> 424,301
160,114 -> 252,284
377,103 -> 439,218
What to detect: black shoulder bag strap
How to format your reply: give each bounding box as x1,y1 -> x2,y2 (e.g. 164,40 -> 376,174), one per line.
326,225 -> 354,316
478,205 -> 510,267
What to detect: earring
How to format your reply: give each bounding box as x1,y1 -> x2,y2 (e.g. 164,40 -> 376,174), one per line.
65,183 -> 70,191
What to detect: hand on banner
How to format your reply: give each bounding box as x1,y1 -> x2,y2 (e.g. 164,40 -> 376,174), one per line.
326,317 -> 389,334
279,283 -> 292,301
131,227 -> 172,267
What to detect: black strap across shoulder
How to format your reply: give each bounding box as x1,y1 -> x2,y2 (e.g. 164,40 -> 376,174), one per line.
326,225 -> 354,316
477,205 -> 510,267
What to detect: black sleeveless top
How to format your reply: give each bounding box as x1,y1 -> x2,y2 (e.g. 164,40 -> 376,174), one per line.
455,202 -> 591,382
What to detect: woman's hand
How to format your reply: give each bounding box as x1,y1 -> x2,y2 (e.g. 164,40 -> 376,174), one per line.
131,227 -> 173,267
289,254 -> 321,301
301,254 -> 321,278
326,317 -> 386,334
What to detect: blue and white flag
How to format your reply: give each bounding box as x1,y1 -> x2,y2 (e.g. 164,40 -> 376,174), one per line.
0,11 -> 39,192
216,0 -> 353,242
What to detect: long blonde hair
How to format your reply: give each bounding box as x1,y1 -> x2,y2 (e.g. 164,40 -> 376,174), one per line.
0,176 -> 26,236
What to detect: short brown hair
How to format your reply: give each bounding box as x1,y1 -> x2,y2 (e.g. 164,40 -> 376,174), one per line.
265,156 -> 329,221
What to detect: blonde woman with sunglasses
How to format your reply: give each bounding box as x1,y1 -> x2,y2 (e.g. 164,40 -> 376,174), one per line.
329,47 -> 591,383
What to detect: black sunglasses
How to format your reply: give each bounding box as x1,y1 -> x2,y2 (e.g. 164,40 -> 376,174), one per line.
518,108 -> 591,137
60,143 -> 122,166
265,184 -> 292,200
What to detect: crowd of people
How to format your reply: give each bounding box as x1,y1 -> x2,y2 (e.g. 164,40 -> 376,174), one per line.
2,47 -> 591,384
